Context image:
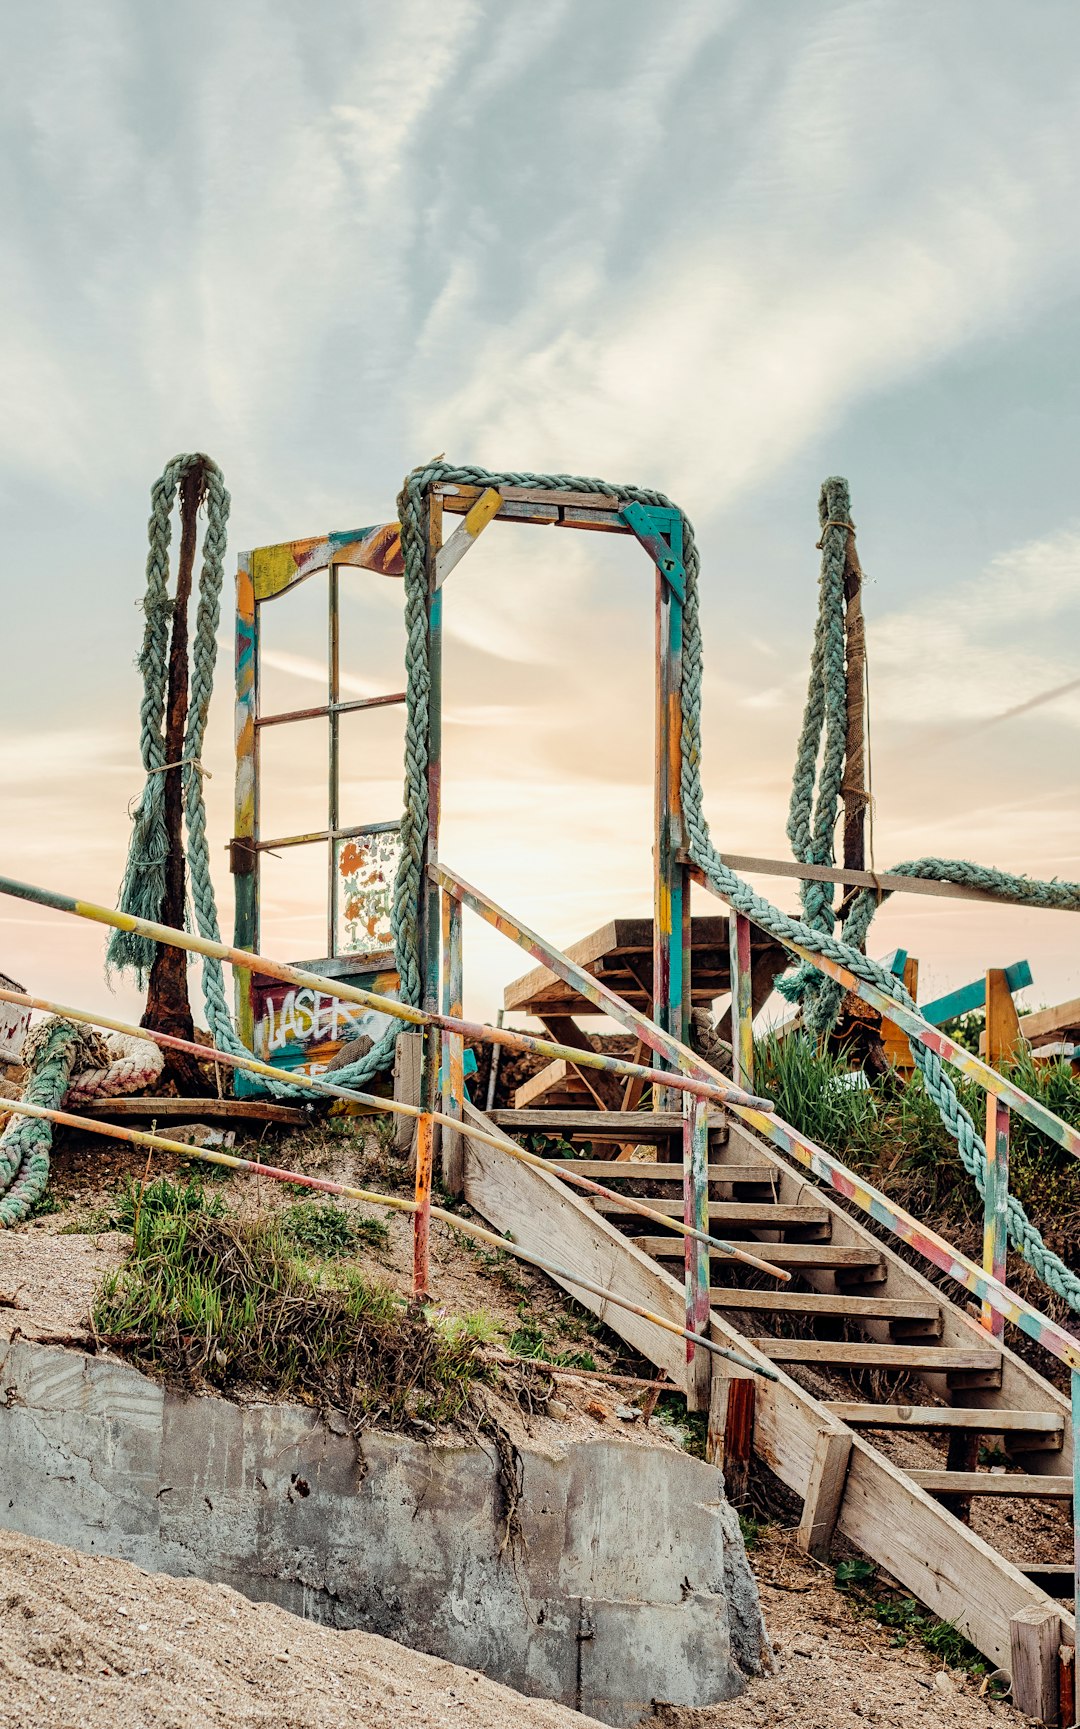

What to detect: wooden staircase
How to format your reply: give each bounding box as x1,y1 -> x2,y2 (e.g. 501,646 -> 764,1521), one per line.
465,1097 -> 1075,1710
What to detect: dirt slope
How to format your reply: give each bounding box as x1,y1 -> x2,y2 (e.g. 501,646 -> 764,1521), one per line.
0,1528 -> 603,1729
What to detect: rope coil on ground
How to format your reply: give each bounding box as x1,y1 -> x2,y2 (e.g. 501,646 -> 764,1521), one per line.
0,1022 -> 162,1225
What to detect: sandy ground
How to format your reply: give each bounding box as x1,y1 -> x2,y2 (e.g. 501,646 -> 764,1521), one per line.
653,1529 -> 1034,1729
0,1527 -> 604,1729
0,1524 -> 1041,1729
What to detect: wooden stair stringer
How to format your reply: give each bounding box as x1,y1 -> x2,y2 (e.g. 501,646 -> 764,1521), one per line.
722,1117 -> 1073,1457
458,1101 -> 1073,1671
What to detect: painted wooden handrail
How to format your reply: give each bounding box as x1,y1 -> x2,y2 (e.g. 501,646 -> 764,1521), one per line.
435,862 -> 1080,1375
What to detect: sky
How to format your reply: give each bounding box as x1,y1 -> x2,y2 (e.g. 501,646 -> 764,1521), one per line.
1,0 -> 1079,1032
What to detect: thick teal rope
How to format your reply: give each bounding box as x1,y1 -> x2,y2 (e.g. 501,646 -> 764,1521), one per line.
110,457 -> 401,1099
0,1021 -> 107,1226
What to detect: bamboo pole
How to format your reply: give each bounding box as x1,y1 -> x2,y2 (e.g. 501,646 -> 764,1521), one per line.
0,874 -> 771,1113
0,1095 -> 777,1381
0,986 -> 789,1279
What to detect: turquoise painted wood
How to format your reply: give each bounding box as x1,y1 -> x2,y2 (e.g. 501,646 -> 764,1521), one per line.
922,959 -> 1032,1027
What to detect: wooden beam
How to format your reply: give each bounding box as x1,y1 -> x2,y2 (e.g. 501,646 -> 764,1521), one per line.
594,1198 -> 830,1226
550,1159 -> 771,1182
78,1097 -> 309,1126
753,1340 -> 1001,1374
709,1289 -> 940,1322
796,1424 -> 853,1559
713,852 -> 1080,913
434,487 -> 502,587
910,1471 -> 1072,1498
538,1015 -> 624,1112
984,967 -> 1024,1064
824,1403 -> 1063,1438
1020,997 -> 1080,1045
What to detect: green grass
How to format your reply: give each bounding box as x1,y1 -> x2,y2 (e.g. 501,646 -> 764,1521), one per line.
834,1558 -> 986,1674
755,1032 -> 1080,1260
91,1179 -> 485,1430
279,1200 -> 390,1258
507,1302 -> 597,1370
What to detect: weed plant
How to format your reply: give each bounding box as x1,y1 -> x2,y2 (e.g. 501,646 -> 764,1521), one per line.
92,1177 -> 484,1430
756,1033 -> 1080,1258
834,1557 -> 988,1675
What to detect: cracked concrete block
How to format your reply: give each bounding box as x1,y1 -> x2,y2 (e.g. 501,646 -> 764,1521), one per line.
0,1336 -> 766,1726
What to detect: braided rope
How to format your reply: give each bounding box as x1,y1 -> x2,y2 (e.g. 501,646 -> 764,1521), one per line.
0,1021 -> 151,1226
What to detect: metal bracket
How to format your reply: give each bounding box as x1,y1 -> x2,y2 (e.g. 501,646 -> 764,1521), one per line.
619,502 -> 686,600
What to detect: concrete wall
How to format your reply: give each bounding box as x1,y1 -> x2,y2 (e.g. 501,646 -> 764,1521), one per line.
0,1334 -> 767,1725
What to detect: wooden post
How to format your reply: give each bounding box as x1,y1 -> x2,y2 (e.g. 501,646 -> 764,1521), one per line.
232,550 -> 259,1049
1010,1603 -> 1063,1724
986,966 -> 1023,1067
420,493 -> 444,1037
144,457 -> 210,1093
414,1021 -> 437,1298
706,1369 -> 755,1506
653,512 -> 687,1109
982,1091 -> 1010,1336
1072,1367 -> 1080,1704
796,1424 -> 853,1560
683,1091 -> 711,1411
728,911 -> 754,1092
440,890 -> 464,1195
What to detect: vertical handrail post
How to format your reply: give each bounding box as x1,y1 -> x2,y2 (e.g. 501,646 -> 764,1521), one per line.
683,1089 -> 711,1410
414,1020 -> 438,1298
413,487 -> 443,1296
728,910 -> 754,1093
440,889 -> 465,1195
1073,1368 -> 1080,1691
982,1091 -> 1010,1335
653,512 -> 688,1110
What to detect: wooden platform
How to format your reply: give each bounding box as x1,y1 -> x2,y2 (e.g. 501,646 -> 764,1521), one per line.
77,1097 -> 310,1128
503,915 -> 786,1018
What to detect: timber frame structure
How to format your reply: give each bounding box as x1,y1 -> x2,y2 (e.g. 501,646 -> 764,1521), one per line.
232,481 -> 705,1079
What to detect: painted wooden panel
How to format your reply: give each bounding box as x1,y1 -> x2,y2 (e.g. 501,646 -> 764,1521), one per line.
234,961 -> 399,1094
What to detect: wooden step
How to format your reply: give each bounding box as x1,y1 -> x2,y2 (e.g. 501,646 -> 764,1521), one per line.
491,1109 -> 685,1142
80,1096 -> 311,1126
909,1471 -> 1071,1499
550,1160 -> 774,1183
638,1239 -> 884,1271
752,1340 -> 1001,1377
825,1403 -> 1065,1444
596,1199 -> 830,1228
710,1289 -> 941,1324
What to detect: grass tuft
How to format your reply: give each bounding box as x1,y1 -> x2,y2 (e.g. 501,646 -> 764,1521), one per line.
92,1182 -> 485,1431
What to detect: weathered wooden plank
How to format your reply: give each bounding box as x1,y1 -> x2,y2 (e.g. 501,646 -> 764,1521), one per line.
512,1060 -> 587,1110
706,1371 -> 755,1504
796,1425 -> 853,1559
709,1289 -> 940,1322
550,1160 -> 772,1182
640,1238 -> 884,1269
490,1109 -> 684,1140
78,1097 -> 309,1126
716,852 -> 1080,913
825,1403 -> 1063,1437
436,484 -> 621,512
1021,997 -> 1080,1045
836,1440 -> 1065,1670
755,1339 -> 1000,1374
434,487 -> 502,587
596,1198 -> 830,1226
911,1471 -> 1072,1498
